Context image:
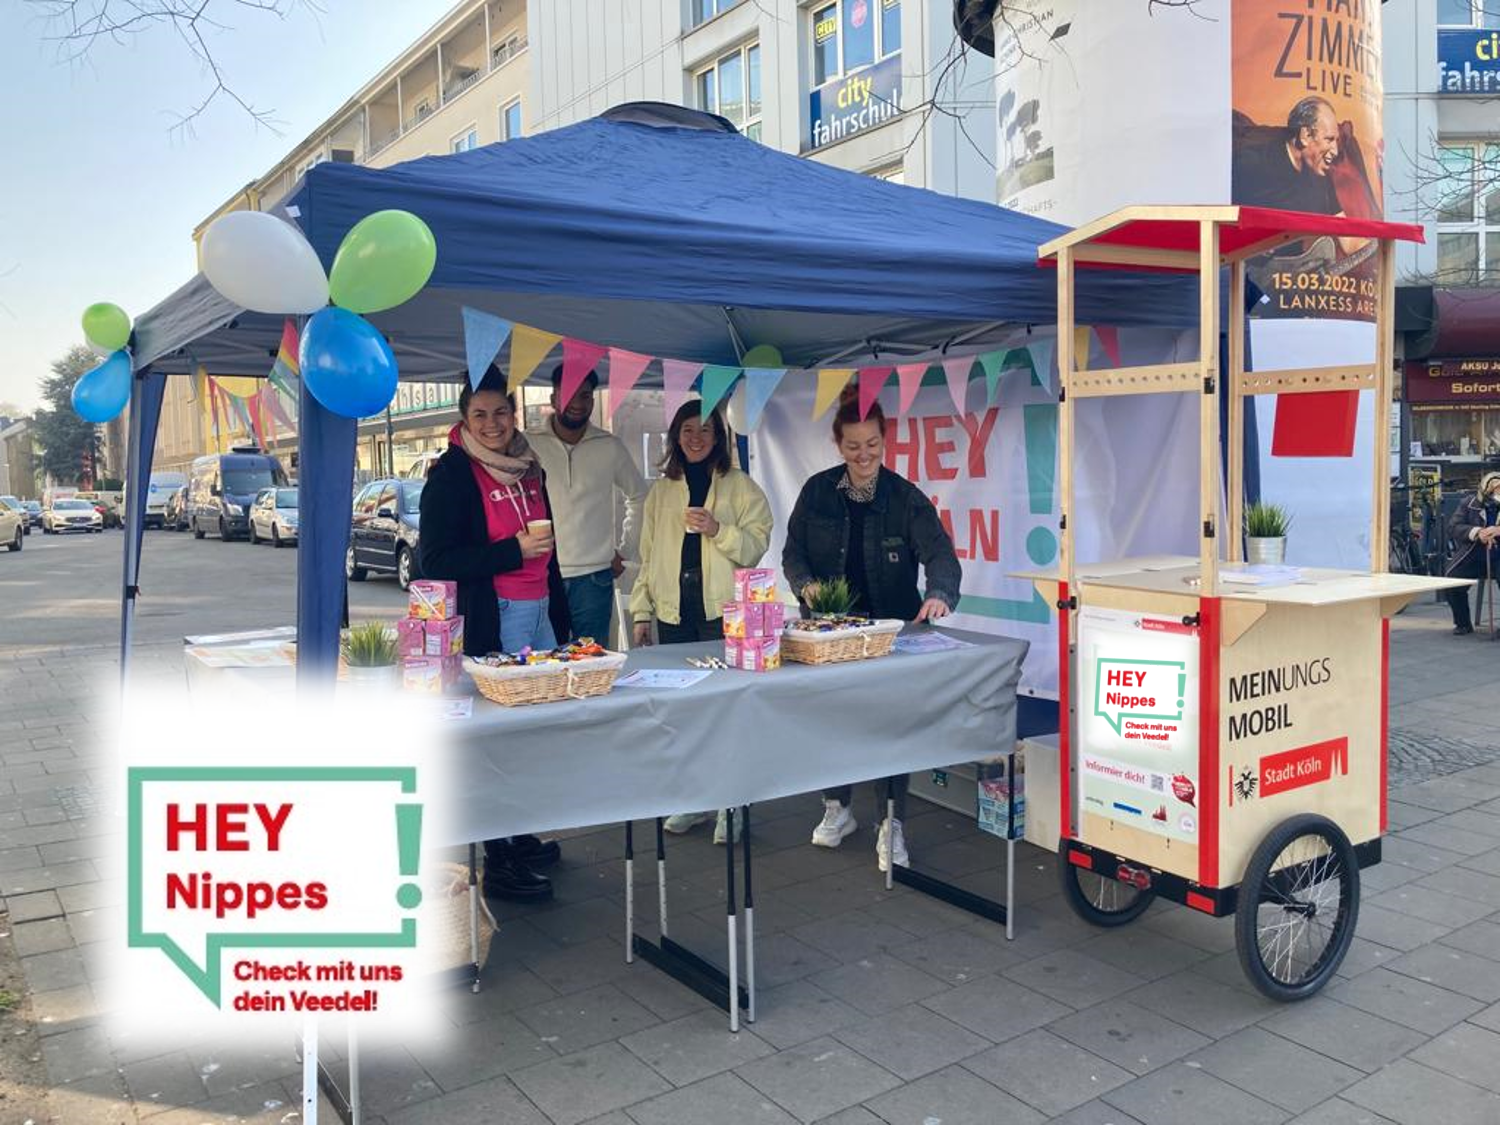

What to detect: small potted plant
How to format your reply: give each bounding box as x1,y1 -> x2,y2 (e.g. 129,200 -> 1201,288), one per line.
341,620 -> 399,688
1244,501 -> 1292,566
802,576 -> 860,620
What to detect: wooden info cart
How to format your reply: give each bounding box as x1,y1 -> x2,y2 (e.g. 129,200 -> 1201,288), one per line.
1025,205 -> 1465,1000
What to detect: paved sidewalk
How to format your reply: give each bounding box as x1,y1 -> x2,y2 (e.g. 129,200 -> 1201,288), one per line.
4,598 -> 1500,1124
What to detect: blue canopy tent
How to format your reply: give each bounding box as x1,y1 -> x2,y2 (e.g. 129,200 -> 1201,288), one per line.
123,103 -> 1220,690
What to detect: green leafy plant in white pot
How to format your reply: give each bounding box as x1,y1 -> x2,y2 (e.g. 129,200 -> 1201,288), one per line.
341,621 -> 400,688
1244,501 -> 1292,566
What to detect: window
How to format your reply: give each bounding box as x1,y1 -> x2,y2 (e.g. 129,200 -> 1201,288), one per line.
692,0 -> 742,26
812,0 -> 900,86
870,164 -> 904,183
502,98 -> 523,140
696,42 -> 761,141
1435,141 -> 1500,282
451,127 -> 478,153
1439,0 -> 1500,27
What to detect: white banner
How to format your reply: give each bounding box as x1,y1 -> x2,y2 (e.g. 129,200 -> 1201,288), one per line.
751,330 -> 1200,697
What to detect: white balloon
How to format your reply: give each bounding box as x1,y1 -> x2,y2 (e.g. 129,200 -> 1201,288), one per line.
201,210 -> 329,314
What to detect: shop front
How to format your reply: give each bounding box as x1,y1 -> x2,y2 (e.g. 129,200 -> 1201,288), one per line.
1404,357 -> 1500,491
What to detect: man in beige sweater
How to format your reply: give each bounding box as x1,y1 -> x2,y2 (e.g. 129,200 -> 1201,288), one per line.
527,366 -> 647,643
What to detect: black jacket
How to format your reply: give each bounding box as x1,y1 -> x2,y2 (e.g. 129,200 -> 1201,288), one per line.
418,445 -> 570,656
1445,494 -> 1499,581
782,466 -> 962,621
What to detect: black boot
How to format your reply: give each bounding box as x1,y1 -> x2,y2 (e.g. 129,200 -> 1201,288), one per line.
1449,590 -> 1474,635
510,834 -> 562,867
483,839 -> 553,902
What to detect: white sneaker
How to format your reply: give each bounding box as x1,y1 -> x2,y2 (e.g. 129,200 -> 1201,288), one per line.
876,817 -> 910,873
713,809 -> 742,845
664,812 -> 711,835
811,800 -> 857,848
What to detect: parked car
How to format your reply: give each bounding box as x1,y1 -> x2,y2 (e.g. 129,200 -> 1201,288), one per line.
20,500 -> 41,531
347,478 -> 423,589
188,450 -> 290,541
249,487 -> 299,547
144,471 -> 188,528
73,491 -> 122,529
0,498 -> 22,551
0,496 -> 25,537
163,485 -> 189,531
43,498 -> 103,533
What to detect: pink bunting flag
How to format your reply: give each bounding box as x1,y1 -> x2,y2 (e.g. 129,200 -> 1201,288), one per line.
661,359 -> 704,426
1094,325 -> 1122,367
858,367 -> 893,420
942,356 -> 974,414
561,338 -> 608,409
895,363 -> 928,415
605,348 -> 653,422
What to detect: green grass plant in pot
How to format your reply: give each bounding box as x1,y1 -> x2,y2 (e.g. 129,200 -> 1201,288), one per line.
803,576 -> 860,619
341,621 -> 400,688
1245,501 -> 1292,566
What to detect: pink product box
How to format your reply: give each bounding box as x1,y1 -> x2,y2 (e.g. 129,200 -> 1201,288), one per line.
402,654 -> 461,694
738,636 -> 781,672
408,580 -> 457,621
424,616 -> 464,656
722,600 -> 784,639
395,618 -> 427,658
733,568 -> 778,604
725,637 -> 742,665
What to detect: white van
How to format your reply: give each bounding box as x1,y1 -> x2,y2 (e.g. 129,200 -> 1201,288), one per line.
145,472 -> 187,528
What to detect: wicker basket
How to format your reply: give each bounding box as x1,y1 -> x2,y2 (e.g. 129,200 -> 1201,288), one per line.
463,651 -> 626,706
781,619 -> 902,665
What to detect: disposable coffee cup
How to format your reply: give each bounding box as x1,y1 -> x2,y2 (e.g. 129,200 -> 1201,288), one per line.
684,507 -> 704,534
527,519 -> 553,538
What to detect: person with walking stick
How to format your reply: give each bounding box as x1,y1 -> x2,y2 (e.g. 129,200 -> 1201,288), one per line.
1443,471 -> 1500,636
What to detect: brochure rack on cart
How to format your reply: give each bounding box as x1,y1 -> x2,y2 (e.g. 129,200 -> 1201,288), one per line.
1023,205 -> 1464,1000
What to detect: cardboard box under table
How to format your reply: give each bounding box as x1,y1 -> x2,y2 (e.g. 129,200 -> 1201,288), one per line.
1027,204 -> 1466,1002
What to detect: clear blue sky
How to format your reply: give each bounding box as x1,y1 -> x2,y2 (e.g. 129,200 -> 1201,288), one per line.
0,1 -> 455,413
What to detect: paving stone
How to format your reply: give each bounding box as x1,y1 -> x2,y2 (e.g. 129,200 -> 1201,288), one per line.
611,963 -> 714,1021
1407,1021 -> 1500,1093
960,1027 -> 1133,1117
1002,947 -> 1146,1009
1437,918 -> 1500,961
1380,836 -> 1468,875
1332,937 -> 1402,981
39,1024 -> 115,1083
1047,999 -> 1212,1076
0,844 -> 45,873
806,952 -> 949,1017
0,859 -> 98,895
1124,971 -> 1279,1039
4,888 -> 62,922
514,982 -> 660,1054
860,1062 -> 1045,1124
920,973 -> 1071,1043
735,1036 -> 901,1124
1102,1062 -> 1290,1125
1325,967 -> 1484,1035
1043,1100 -> 1147,1125
522,935 -> 634,995
744,932 -> 841,989
1340,1058 -> 1500,1125
122,1049 -> 208,1110
1139,903 -> 1239,954
20,946 -> 88,993
385,1074 -> 547,1124
1459,847 -> 1500,877
511,1042 -> 672,1125
1188,1026 -> 1364,1113
43,1072 -> 137,1125
405,1011 -> 556,1091
790,910 -> 920,963
1384,802 -> 1443,830
1285,1099 -> 1397,1125
831,1002 -> 988,1081
1350,903 -> 1454,952
30,982 -> 99,1033
745,981 -> 864,1051
619,1009 -> 775,1086
1471,1000 -> 1500,1032
886,923 -> 1029,984
12,915 -> 76,957
345,1045 -> 442,1117
1384,943 -> 1500,1002
1074,929 -> 1214,982
623,1070 -> 797,1125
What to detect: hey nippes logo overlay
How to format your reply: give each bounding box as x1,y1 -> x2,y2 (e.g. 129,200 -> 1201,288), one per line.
1092,657 -> 1188,739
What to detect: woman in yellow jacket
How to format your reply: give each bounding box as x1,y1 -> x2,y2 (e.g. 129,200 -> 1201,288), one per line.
631,400 -> 773,646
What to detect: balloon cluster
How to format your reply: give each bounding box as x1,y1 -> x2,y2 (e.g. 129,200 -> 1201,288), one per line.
72,303 -> 134,423
201,209 -> 436,419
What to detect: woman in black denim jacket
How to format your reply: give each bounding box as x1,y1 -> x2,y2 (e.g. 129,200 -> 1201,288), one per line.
782,387 -> 962,871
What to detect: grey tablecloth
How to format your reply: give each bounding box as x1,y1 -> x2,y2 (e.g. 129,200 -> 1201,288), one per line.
435,627 -> 1028,846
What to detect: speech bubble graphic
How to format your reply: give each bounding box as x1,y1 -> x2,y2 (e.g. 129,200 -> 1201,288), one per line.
1092,657 -> 1188,735
127,766 -> 420,1008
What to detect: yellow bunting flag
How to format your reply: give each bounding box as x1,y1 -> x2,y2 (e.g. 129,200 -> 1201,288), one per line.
507,325 -> 562,394
812,368 -> 855,420
214,375 -> 260,399
1073,325 -> 1093,372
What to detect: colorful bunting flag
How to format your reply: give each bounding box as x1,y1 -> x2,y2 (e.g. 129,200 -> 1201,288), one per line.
1028,337 -> 1055,390
942,356 -> 974,414
462,307 -> 513,391
269,319 -> 301,399
698,365 -> 741,418
858,366 -> 893,420
1095,325 -> 1122,368
508,325 -> 562,394
661,359 -> 704,425
1073,325 -> 1093,372
979,351 -> 1010,403
896,363 -> 928,415
813,368 -> 855,420
265,387 -> 296,432
561,338 -> 608,407
605,348 -> 653,423
742,367 -> 786,433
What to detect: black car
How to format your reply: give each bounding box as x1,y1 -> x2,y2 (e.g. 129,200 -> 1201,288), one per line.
347,479 -> 423,589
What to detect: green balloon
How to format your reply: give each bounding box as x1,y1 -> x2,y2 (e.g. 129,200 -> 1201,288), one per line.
740,344 -> 783,368
81,302 -> 131,352
328,210 -> 437,314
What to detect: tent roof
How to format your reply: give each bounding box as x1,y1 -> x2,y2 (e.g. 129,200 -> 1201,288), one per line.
135,103 -> 1197,378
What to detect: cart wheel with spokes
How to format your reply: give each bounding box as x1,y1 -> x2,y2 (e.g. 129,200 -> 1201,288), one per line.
1235,813 -> 1358,1002
1058,855 -> 1155,927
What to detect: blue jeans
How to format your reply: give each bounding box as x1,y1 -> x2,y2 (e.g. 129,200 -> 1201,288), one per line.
562,568 -> 615,643
497,596 -> 557,653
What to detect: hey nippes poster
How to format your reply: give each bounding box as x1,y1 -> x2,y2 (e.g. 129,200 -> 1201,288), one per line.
1078,607 -> 1200,844
1231,0 -> 1383,320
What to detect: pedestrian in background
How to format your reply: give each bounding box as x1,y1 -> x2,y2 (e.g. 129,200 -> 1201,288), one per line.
528,365 -> 647,644
1444,470 -> 1500,636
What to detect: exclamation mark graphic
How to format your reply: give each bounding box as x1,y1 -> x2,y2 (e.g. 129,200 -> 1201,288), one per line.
395,804 -> 423,910
1022,403 -> 1058,566
1177,673 -> 1186,711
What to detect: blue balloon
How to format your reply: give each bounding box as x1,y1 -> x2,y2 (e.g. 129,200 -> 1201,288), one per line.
71,350 -> 132,423
298,307 -> 399,419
